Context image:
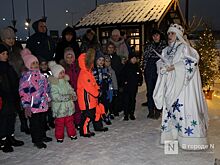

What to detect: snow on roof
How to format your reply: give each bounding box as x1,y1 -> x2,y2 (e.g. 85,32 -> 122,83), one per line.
76,0 -> 173,28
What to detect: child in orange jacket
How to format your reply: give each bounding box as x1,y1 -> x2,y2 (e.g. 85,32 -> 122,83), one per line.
77,49 -> 108,137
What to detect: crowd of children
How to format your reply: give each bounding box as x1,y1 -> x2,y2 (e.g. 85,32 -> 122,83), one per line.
0,26 -> 143,153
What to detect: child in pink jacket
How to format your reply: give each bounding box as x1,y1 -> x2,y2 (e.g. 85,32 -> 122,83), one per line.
19,48 -> 52,149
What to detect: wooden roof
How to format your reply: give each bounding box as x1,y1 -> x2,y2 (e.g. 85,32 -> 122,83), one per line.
76,0 -> 175,28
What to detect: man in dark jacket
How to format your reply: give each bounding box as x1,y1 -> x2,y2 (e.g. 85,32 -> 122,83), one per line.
143,29 -> 167,119
26,18 -> 55,62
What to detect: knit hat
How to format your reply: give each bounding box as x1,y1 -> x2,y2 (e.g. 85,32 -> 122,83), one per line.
0,27 -> 15,40
95,51 -> 105,62
20,48 -> 39,70
112,29 -> 120,36
167,24 -> 185,44
64,47 -> 75,60
0,44 -> 8,54
48,61 -> 65,78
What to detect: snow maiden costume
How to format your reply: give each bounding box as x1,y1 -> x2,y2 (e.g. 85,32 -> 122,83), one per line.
153,24 -> 209,150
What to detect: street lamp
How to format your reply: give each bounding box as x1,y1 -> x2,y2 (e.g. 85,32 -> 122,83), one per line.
65,9 -> 77,27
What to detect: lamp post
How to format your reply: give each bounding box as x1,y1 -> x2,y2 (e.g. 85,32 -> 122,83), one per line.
11,0 -> 16,28
42,0 -> 47,21
25,0 -> 31,37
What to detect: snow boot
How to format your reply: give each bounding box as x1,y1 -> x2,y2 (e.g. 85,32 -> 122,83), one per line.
34,142 -> 47,149
123,116 -> 129,121
43,136 -> 52,142
154,109 -> 161,120
147,110 -> 154,119
103,116 -> 112,125
129,115 -> 136,120
1,137 -> 13,153
7,134 -> 24,147
70,135 -> 77,140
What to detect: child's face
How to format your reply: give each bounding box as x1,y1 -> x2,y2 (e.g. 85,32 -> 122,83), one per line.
96,57 -> 105,67
65,54 -> 75,65
30,61 -> 39,70
107,44 -> 115,54
0,51 -> 8,61
40,61 -> 48,71
105,59 -> 111,67
58,70 -> 65,79
130,57 -> 137,64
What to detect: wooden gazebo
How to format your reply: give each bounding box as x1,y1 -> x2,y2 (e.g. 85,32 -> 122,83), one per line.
75,0 -> 186,55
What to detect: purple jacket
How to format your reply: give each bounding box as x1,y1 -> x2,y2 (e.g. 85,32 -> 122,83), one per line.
19,70 -> 50,113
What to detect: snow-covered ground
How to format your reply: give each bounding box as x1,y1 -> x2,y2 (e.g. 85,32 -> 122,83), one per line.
0,85 -> 219,165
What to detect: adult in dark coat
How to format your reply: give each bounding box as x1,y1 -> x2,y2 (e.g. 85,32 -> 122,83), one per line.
55,26 -> 81,63
0,27 -> 29,134
26,18 -> 56,62
0,44 -> 24,153
143,29 -> 167,119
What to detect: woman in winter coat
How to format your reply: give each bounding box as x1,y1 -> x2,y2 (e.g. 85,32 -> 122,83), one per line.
55,26 -> 81,63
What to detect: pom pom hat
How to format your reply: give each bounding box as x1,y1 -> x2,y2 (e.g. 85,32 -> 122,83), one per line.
48,61 -> 65,78
20,48 -> 39,70
167,24 -> 187,44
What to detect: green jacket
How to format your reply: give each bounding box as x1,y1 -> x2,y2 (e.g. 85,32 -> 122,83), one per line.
48,75 -> 76,118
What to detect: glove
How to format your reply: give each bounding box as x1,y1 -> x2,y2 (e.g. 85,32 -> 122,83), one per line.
24,107 -> 32,118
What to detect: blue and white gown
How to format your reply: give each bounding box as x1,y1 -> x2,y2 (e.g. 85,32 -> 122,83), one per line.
153,41 -> 209,150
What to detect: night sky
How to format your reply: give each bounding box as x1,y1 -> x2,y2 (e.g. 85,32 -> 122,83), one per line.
0,0 -> 219,40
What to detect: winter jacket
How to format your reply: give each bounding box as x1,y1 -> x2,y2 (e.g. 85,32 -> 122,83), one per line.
122,63 -> 143,94
105,53 -> 123,88
93,66 -> 114,102
48,75 -> 76,118
143,40 -> 167,72
60,60 -> 79,90
26,20 -> 56,61
107,66 -> 118,91
0,61 -> 20,115
19,70 -> 50,113
80,34 -> 101,53
77,53 -> 99,110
